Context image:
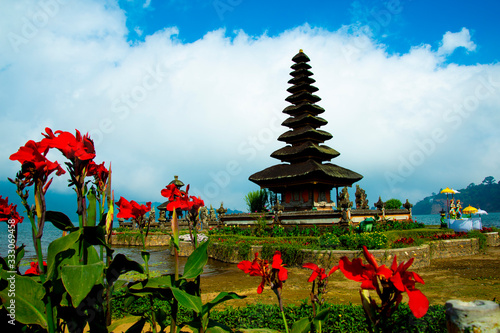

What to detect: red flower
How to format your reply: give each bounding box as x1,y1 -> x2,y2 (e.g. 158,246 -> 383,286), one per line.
87,161 -> 109,189
25,261 -> 47,275
161,183 -> 181,201
338,246 -> 428,318
303,262 -> 338,282
41,128 -> 95,162
10,140 -> 66,191
115,197 -> 151,221
0,196 -> 24,226
238,251 -> 287,294
161,184 -> 204,213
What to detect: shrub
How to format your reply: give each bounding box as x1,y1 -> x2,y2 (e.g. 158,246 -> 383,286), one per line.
244,189 -> 269,212
385,198 -> 403,209
319,233 -> 341,249
338,232 -> 388,250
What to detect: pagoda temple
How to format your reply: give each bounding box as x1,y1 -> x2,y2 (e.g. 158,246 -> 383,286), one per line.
249,50 -> 363,211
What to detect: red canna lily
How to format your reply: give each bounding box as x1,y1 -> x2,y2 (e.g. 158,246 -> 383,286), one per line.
338,245 -> 428,319
238,251 -> 288,294
303,262 -> 338,282
41,128 -> 95,162
10,140 -> 66,190
115,197 -> 151,221
0,196 -> 24,226
161,183 -> 181,202
87,161 -> 109,190
25,261 -> 47,275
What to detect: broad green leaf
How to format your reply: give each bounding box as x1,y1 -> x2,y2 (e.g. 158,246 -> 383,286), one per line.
0,274 -> 47,328
82,226 -> 106,247
205,321 -> 233,333
125,317 -> 147,333
203,292 -> 247,314
128,274 -> 175,296
182,240 -> 209,280
314,308 -> 330,321
15,244 -> 25,268
141,251 -> 150,264
171,287 -> 202,313
291,317 -> 311,333
61,262 -> 104,307
87,188 -> 97,227
107,254 -> 144,285
45,210 -> 78,232
46,229 -> 82,280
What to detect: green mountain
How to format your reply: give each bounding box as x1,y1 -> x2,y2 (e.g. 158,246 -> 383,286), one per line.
413,176 -> 500,215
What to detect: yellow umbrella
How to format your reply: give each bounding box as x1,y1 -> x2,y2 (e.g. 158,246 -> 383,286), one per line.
440,187 -> 456,217
440,187 -> 455,194
462,205 -> 478,215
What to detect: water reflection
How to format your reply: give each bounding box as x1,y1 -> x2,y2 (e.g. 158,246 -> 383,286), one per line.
111,246 -> 233,277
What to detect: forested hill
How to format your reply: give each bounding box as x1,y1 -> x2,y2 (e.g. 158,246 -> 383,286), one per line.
413,176 -> 500,215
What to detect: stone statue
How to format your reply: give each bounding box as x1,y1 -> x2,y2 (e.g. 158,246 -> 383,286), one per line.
338,186 -> 353,209
216,202 -> 227,225
355,185 -> 369,209
403,199 -> 413,213
199,206 -> 208,228
148,206 -> 156,224
209,205 -> 217,224
158,210 -> 166,223
272,199 -> 284,224
374,196 -> 385,211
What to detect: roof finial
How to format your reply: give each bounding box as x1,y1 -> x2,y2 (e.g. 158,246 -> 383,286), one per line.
299,49 -> 303,53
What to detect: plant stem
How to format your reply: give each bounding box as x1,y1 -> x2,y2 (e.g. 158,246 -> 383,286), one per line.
280,310 -> 289,333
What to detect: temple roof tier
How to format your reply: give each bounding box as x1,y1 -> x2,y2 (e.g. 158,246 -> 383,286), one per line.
289,69 -> 314,78
285,91 -> 321,105
292,51 -> 311,63
286,83 -> 319,94
283,103 -> 325,116
291,62 -> 311,70
249,160 -> 363,189
281,114 -> 328,129
270,142 -> 340,163
288,76 -> 316,85
277,126 -> 332,144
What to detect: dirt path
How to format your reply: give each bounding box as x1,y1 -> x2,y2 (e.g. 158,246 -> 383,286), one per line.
200,246 -> 500,309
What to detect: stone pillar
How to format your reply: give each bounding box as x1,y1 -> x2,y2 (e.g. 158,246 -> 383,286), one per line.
445,300 -> 500,332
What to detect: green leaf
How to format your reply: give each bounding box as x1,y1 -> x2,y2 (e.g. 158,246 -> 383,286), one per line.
46,229 -> 82,280
203,291 -> 247,314
15,244 -> 25,267
45,210 -> 78,232
0,273 -> 47,328
107,254 -> 144,285
61,262 -> 104,307
182,240 -> 209,280
87,188 -> 97,227
141,251 -> 150,264
291,317 -> 311,333
314,308 -> 330,322
125,317 -> 147,333
171,287 -> 202,313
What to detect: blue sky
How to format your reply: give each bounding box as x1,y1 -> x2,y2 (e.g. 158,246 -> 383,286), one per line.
1,0 -> 500,219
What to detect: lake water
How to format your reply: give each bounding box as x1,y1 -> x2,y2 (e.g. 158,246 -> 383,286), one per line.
2,212 -> 498,274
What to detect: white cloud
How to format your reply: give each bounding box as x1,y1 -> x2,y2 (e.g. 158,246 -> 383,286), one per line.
1,2 -> 499,214
437,27 -> 477,56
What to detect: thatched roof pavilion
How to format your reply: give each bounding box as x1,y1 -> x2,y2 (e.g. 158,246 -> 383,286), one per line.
249,50 -> 363,211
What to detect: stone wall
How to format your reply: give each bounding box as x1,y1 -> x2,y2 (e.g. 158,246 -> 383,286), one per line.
429,238 -> 479,259
484,232 -> 499,247
110,233 -> 170,247
300,245 -> 431,269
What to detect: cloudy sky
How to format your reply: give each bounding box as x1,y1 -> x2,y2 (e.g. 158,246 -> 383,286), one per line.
1,0 -> 499,217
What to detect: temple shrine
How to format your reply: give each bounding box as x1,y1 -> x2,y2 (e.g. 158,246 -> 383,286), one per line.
249,50 -> 363,211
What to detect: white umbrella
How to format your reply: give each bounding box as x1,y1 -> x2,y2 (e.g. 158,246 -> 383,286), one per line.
475,209 -> 488,215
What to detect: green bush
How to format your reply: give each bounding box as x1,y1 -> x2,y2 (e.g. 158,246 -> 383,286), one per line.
385,198 -> 403,209
467,229 -> 488,251
338,232 -> 388,250
245,189 -> 269,212
319,233 -> 341,249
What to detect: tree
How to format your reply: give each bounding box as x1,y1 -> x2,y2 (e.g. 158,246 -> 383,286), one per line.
385,198 -> 402,210
481,176 -> 495,185
244,189 -> 269,212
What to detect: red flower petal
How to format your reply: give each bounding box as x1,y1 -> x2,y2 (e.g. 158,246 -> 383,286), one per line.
406,288 -> 429,318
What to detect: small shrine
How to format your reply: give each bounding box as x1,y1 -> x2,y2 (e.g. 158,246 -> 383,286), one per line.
249,50 -> 363,211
